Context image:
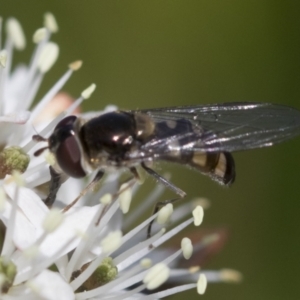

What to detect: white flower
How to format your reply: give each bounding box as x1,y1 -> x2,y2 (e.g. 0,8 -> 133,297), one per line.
0,14 -> 241,299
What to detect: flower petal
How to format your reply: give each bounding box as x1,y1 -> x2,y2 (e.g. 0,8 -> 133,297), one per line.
27,269 -> 74,300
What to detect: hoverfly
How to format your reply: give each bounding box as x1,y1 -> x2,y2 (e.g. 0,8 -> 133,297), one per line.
33,102 -> 300,208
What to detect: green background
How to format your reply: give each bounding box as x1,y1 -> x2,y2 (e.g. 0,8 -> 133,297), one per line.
2,1 -> 300,299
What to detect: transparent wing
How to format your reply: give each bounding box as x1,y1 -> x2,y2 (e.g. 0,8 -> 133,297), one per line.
131,102 -> 300,155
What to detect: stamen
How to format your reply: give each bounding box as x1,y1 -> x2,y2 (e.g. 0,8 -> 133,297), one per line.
193,205 -> 204,226
140,258 -> 152,268
220,269 -> 243,283
192,197 -> 211,210
29,66 -> 76,121
69,60 -> 82,71
0,17 -> 2,49
100,231 -> 123,254
42,208 -> 64,233
197,274 -> 207,295
75,264 -> 142,299
15,235 -> 78,284
1,181 -> 20,256
100,193 -> 112,205
181,237 -> 193,260
143,263 -> 170,290
157,203 -> 173,224
65,203 -> 105,281
189,266 -> 200,273
124,181 -> 165,229
26,279 -> 40,294
152,218 -> 194,248
66,82 -> 93,115
22,26 -> 51,109
142,283 -> 198,299
115,228 -> 165,272
136,166 -> 145,184
81,83 -> 96,99
113,213 -> 159,267
37,42 -> 59,73
0,187 -> 6,212
160,248 -> 182,266
0,49 -> 6,114
95,193 -> 120,230
0,50 -> 7,68
119,183 -> 132,214
22,245 -> 39,260
44,12 -> 58,33
202,233 -> 220,246
6,18 -> 26,50
11,170 -> 25,187
33,28 -> 47,44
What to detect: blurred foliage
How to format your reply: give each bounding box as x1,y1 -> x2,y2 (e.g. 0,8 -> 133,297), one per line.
1,1 -> 300,299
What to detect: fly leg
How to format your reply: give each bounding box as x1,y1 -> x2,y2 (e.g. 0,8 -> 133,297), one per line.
65,168 -> 138,221
141,162 -> 186,198
141,162 -> 186,238
44,166 -> 68,207
62,170 -> 105,212
147,197 -> 181,239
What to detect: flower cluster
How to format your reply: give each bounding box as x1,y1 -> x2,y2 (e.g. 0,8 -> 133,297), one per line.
0,14 -> 241,299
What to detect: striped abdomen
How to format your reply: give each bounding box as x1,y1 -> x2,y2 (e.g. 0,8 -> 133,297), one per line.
152,119 -> 236,185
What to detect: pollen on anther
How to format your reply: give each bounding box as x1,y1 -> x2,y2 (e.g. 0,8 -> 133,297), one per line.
75,229 -> 89,241
197,274 -> 207,295
181,237 -> 193,260
143,263 -> 170,290
23,245 -> 39,260
33,28 -> 47,43
0,50 -> 7,68
81,83 -> 96,99
101,231 -> 122,254
220,269 -> 243,283
11,171 -> 25,187
0,188 -> 6,212
119,184 -> 132,214
26,280 -> 40,294
156,203 -> 173,224
100,193 -> 112,205
42,208 -> 64,233
189,266 -> 200,273
44,12 -> 58,33
202,233 -> 220,246
37,42 -> 59,73
192,197 -> 211,210
140,258 -> 152,269
6,18 -> 26,50
193,205 -> 204,226
69,60 -> 82,71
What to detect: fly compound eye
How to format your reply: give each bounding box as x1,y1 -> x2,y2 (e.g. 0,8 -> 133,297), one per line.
51,116 -> 86,178
55,115 -> 78,130
55,134 -> 86,178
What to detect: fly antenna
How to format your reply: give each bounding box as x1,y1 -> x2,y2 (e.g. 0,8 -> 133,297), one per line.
32,130 -> 48,156
32,134 -> 47,142
34,146 -> 49,156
